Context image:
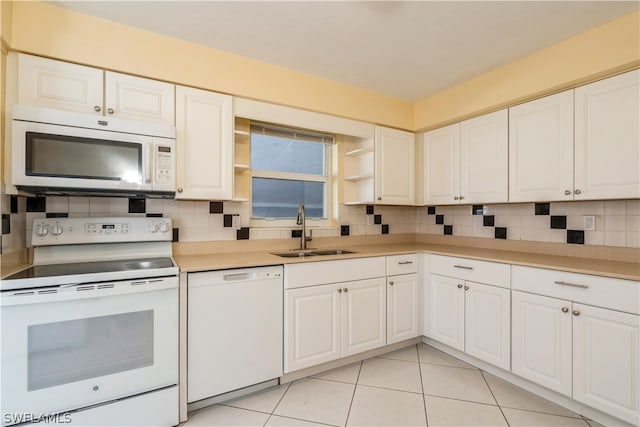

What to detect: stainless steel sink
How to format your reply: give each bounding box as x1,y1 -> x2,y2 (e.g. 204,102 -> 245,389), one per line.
272,249 -> 356,258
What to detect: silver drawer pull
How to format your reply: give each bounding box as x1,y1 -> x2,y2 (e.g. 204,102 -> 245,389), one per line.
454,265 -> 473,270
554,280 -> 589,289
398,261 -> 413,265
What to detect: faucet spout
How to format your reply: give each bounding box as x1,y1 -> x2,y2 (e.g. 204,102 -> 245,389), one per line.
297,203 -> 311,250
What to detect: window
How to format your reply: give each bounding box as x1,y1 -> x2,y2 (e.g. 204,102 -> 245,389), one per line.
250,122 -> 335,227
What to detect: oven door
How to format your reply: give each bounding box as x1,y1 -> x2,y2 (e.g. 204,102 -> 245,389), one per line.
0,276 -> 178,425
12,120 -> 153,192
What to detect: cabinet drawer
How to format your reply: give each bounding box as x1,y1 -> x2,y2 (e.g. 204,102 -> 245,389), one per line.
512,266 -> 640,315
285,257 -> 386,289
386,254 -> 418,276
430,255 -> 510,288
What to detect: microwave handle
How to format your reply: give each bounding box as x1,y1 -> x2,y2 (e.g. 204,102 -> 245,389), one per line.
145,145 -> 153,184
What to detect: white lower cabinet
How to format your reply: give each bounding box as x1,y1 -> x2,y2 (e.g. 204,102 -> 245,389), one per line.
285,277 -> 386,373
512,266 -> 640,425
387,273 -> 420,344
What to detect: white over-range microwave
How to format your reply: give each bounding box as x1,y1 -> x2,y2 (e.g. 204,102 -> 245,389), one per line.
11,105 -> 176,197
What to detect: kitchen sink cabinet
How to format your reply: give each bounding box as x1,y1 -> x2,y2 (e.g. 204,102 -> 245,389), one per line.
374,126 -> 415,205
175,86 -> 233,200
17,53 -> 175,124
512,266 -> 640,425
421,109 -> 508,205
426,255 -> 511,370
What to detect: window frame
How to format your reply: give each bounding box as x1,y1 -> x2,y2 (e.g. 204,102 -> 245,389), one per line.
249,123 -> 336,229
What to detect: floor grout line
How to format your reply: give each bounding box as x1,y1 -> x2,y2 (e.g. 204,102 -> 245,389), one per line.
343,360 -> 363,427
480,370 -> 511,427
416,344 -> 430,426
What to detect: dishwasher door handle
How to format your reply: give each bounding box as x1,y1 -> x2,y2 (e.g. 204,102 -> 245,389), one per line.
223,272 -> 256,281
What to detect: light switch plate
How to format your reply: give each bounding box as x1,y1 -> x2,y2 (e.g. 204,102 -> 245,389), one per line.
583,215 -> 596,231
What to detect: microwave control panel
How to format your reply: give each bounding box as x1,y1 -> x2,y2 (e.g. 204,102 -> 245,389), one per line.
154,141 -> 175,191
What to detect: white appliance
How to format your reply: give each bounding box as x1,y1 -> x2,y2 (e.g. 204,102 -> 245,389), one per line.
187,266 -> 283,403
1,217 -> 179,427
11,105 -> 176,197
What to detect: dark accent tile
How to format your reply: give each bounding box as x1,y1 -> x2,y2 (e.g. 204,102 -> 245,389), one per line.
435,215 -> 444,225
495,227 -> 507,239
535,203 -> 550,215
374,214 -> 382,225
172,228 -> 179,242
2,214 -> 10,235
128,198 -> 146,213
223,214 -> 234,227
483,215 -> 495,227
10,196 -> 18,214
427,206 -> 436,215
550,215 -> 567,229
340,225 -> 350,236
210,202 -> 224,214
444,225 -> 453,235
146,213 -> 163,218
26,197 -> 46,212
381,224 -> 389,235
366,205 -> 374,215
46,213 -> 68,218
292,229 -> 302,238
472,205 -> 484,215
567,230 -> 585,245
236,227 -> 250,240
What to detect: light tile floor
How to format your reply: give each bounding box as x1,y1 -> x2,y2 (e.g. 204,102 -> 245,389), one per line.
182,344 -> 605,427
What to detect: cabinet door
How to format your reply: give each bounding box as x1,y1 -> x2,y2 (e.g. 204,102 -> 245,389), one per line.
427,274 -> 464,351
105,72 -> 175,124
575,70 -> 640,200
285,284 -> 341,373
464,281 -> 510,370
374,126 -> 415,205
18,53 -> 103,114
511,291 -> 572,396
387,273 -> 420,345
460,109 -> 508,204
423,124 -> 460,205
175,86 -> 233,200
573,304 -> 639,425
509,91 -> 574,202
341,278 -> 386,357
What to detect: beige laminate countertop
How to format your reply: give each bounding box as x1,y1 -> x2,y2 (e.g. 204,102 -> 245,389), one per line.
174,242 -> 640,281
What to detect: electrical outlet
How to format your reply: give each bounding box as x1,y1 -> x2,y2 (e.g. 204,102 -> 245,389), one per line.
583,215 -> 596,231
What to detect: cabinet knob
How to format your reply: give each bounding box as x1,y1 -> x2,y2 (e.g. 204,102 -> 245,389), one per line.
457,284 -> 463,289
572,310 -> 580,316
377,197 -> 381,201
389,281 -> 394,286
574,189 -> 581,195
93,105 -> 101,112
177,188 -> 183,193
337,288 -> 342,294
561,307 -> 569,313
343,288 -> 348,293
459,196 -> 464,200
107,108 -> 114,115
564,190 -> 572,195
464,285 -> 469,291
454,196 -> 459,200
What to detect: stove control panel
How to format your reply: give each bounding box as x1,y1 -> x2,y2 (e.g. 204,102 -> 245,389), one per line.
31,217 -> 173,246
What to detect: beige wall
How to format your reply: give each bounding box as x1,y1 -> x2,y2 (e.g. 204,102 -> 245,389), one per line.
8,1 -> 413,130
414,10 -> 640,131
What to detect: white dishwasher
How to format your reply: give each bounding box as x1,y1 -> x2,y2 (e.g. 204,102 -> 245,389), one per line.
187,265 -> 283,403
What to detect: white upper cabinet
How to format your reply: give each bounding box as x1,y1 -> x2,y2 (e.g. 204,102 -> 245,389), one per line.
423,110 -> 508,205
575,69 -> 640,200
460,110 -> 508,204
509,91 -> 574,202
18,53 -> 104,114
18,54 -> 175,125
175,86 -> 233,200
374,126 -> 415,205
104,71 -> 175,124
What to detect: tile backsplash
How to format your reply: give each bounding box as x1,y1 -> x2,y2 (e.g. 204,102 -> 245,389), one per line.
1,195 -> 639,254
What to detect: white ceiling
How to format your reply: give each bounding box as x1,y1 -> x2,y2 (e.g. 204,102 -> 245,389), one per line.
51,1 -> 639,102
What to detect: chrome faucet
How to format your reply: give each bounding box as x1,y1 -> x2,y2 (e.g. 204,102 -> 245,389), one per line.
296,203 -> 313,250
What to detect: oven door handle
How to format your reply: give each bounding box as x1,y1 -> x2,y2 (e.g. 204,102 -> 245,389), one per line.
1,277 -> 178,306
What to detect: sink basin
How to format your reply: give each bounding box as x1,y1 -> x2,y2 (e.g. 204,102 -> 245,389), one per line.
272,249 -> 356,258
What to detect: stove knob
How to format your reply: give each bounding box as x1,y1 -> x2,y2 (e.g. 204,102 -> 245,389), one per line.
159,222 -> 170,233
148,223 -> 159,233
51,225 -> 64,236
35,224 -> 49,237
